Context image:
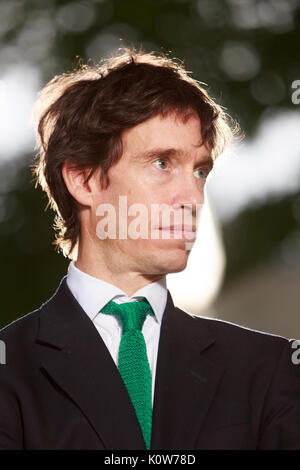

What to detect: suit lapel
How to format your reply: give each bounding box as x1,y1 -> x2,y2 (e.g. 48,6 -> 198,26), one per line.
151,292 -> 225,450
36,276 -> 146,450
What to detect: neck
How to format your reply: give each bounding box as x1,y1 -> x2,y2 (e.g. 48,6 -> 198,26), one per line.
74,244 -> 165,298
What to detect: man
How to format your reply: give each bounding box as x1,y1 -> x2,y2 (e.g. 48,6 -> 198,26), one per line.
0,49 -> 299,450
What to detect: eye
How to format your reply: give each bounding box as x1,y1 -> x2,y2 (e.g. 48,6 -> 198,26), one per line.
152,159 -> 169,170
194,167 -> 210,179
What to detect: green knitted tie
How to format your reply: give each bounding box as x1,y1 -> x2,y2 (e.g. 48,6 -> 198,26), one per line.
101,298 -> 155,450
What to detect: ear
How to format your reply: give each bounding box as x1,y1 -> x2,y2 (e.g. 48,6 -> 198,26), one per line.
61,159 -> 97,207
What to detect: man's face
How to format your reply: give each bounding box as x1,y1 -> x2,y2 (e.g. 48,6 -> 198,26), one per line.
89,111 -> 213,277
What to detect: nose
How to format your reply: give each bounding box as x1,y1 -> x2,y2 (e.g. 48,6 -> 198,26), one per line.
170,173 -> 205,215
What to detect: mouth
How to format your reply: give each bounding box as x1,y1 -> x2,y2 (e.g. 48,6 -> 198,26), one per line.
157,225 -> 197,240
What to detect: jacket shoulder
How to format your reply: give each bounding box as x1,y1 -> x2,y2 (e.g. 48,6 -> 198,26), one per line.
0,308 -> 40,342
174,304 -> 293,355
0,277 -> 67,344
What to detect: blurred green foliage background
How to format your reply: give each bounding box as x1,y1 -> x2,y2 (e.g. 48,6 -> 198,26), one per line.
0,0 -> 299,334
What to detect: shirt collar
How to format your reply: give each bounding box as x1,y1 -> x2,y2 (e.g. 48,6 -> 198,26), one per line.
66,260 -> 167,324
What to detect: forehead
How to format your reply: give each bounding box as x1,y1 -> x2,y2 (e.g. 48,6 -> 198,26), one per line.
122,112 -> 205,155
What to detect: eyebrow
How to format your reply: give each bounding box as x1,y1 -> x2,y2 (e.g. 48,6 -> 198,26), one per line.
131,147 -> 214,168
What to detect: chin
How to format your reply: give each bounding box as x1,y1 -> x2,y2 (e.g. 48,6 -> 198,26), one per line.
155,248 -> 190,275
165,260 -> 188,274
137,240 -> 191,275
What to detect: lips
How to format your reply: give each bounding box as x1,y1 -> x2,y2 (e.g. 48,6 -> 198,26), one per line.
159,225 -> 196,232
158,225 -> 197,240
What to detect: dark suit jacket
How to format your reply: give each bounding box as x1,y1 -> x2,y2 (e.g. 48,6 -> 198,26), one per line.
0,275 -> 299,450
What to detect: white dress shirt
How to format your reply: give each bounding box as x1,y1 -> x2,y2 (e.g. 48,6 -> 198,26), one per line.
66,260 -> 168,406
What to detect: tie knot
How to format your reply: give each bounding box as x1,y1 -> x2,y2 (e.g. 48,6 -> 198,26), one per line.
101,298 -> 155,333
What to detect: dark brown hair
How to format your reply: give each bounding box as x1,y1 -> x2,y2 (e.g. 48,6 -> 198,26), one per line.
32,47 -> 238,259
